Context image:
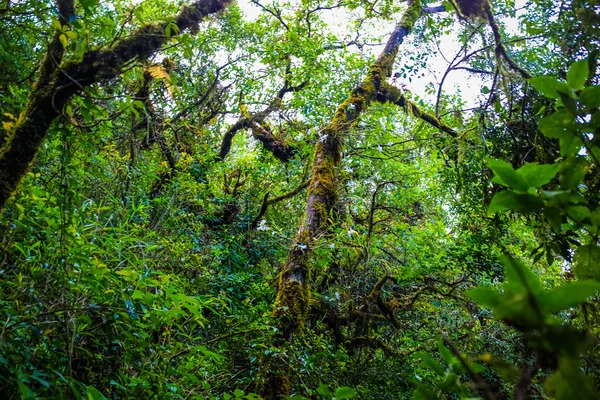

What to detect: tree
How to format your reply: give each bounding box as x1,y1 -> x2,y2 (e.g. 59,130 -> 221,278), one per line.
1,0 -> 599,399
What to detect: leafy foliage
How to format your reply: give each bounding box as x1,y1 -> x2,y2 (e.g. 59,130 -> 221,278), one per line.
1,0 -> 599,399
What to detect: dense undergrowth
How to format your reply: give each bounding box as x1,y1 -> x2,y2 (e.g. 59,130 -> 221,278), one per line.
1,0 -> 599,399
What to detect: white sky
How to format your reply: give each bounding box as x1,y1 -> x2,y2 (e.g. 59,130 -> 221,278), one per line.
235,0 -> 528,110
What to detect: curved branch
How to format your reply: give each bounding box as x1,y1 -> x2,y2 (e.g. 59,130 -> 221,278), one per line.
485,6 -> 531,79
377,83 -> 457,138
250,121 -> 299,162
217,77 -> 308,161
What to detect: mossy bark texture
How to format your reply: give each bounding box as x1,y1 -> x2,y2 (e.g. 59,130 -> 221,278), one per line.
218,80 -> 308,161
264,1 -> 423,398
0,0 -> 232,209
377,83 -> 457,137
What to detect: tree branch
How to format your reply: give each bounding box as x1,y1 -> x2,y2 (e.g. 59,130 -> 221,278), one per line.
0,0 -> 233,209
485,6 -> 531,79
217,76 -> 308,161
251,179 -> 310,229
377,82 -> 457,138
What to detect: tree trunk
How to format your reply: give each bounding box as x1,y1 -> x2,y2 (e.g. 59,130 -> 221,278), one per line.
263,0 -> 423,397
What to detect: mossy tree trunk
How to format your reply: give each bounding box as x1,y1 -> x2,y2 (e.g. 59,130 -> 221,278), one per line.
0,0 -> 232,209
264,0 -> 423,397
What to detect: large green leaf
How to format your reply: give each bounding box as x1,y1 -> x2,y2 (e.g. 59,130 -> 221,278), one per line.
414,352 -> 445,376
317,383 -> 334,400
86,385 -> 107,400
567,58 -> 589,91
542,281 -> 600,314
412,383 -> 439,400
436,372 -> 460,393
574,245 -> 600,280
545,359 -> 599,400
467,287 -> 502,309
437,341 -> 453,365
501,255 -> 543,295
517,162 -> 559,188
334,387 -> 356,399
487,158 -> 528,192
542,190 -> 587,207
528,76 -> 564,99
580,86 -> 600,108
538,109 -> 576,139
566,205 -> 592,222
489,190 -> 543,213
559,157 -> 588,189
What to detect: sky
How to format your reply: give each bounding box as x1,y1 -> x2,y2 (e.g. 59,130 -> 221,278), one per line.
235,0 -> 529,110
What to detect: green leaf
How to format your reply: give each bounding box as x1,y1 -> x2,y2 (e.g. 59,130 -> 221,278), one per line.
528,76 -> 563,99
334,387 -> 356,399
566,205 -> 591,222
559,157 -> 588,189
317,383 -> 333,400
517,162 -> 559,188
234,388 -> 245,398
538,109 -> 576,139
69,381 -> 84,399
542,280 -> 600,314
489,190 -> 543,213
543,207 -> 563,231
436,372 -> 460,392
591,207 -> 600,228
545,358 -> 599,400
558,91 -> 578,115
501,255 -> 543,295
559,133 -> 584,157
59,33 -> 69,49
542,190 -> 587,207
467,287 -> 502,309
546,246 -> 555,267
52,19 -> 63,30
567,58 -> 589,91
487,158 -> 528,192
18,381 -> 34,399
412,383 -> 439,400
580,86 -> 600,108
437,341 -> 453,365
414,352 -> 445,376
86,385 -> 107,400
80,0 -> 100,14
574,245 -> 600,280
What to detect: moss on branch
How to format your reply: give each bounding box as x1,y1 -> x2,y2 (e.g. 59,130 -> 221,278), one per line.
377,83 -> 457,138
0,0 -> 232,209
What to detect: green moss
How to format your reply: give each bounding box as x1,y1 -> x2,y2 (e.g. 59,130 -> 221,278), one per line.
273,275 -> 310,331
401,0 -> 422,29
311,147 -> 336,195
258,352 -> 293,399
